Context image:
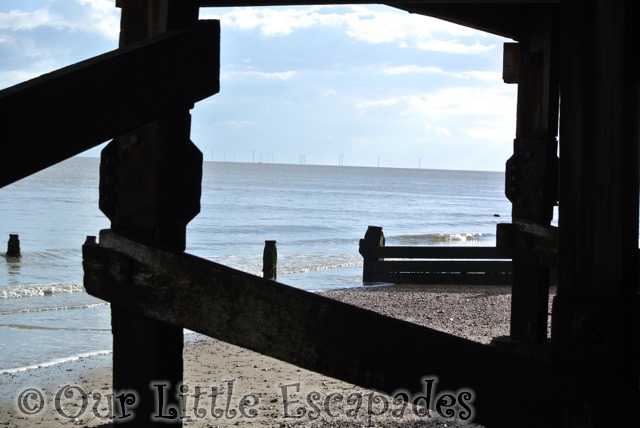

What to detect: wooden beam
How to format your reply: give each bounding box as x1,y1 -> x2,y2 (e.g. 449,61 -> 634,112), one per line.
503,42 -> 521,83
365,271 -> 512,285
0,20 -> 219,188
105,2 -> 204,428
554,0 -> 639,388
496,221 -> 558,269
369,246 -> 506,259
199,1 -> 557,39
396,3 -> 540,39
502,7 -> 559,345
369,260 -> 512,273
83,230 -> 636,427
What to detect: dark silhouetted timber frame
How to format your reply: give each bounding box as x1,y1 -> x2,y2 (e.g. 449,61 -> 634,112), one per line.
1,1 -> 638,427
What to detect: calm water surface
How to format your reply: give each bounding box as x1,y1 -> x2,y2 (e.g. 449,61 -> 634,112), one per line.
0,157 -> 509,373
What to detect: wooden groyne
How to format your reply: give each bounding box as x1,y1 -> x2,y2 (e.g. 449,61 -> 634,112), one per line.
6,234 -> 21,258
262,240 -> 277,280
359,226 -> 512,285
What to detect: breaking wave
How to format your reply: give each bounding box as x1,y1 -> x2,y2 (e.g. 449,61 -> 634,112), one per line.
0,282 -> 85,299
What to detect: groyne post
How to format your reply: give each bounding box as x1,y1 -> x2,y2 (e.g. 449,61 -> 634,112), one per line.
7,234 -> 21,258
359,226 -> 385,282
263,240 -> 277,280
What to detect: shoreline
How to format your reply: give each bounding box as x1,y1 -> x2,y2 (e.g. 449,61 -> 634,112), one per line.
1,283 -> 544,427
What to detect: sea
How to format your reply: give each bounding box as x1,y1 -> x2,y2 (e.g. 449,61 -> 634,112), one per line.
0,157 -> 510,376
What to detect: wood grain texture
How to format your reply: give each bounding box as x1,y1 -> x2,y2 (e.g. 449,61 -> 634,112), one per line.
83,230 -> 637,427
0,20 -> 219,188
104,4 -> 208,427
369,246 -> 505,259
505,7 -> 559,344
554,0 -> 639,383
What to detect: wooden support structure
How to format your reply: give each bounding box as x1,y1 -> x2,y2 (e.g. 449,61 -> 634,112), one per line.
359,225 -> 385,282
100,2 -> 215,427
499,7 -> 559,346
359,226 -> 512,285
83,230 -> 639,427
200,1 -> 558,41
0,1 -> 637,427
0,20 -> 220,188
552,0 -> 640,393
496,221 -> 557,269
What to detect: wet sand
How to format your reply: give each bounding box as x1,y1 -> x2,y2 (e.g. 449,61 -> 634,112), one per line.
1,284 -> 545,427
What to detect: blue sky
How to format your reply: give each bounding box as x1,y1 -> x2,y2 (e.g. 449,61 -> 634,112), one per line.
1,1 -> 517,171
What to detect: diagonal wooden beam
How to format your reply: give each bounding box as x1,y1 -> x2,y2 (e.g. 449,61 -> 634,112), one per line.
199,1 -> 556,39
83,230 -> 637,427
0,20 -> 220,188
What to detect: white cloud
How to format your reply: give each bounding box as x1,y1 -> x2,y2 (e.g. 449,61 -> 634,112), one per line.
403,86 -> 515,118
416,39 -> 494,54
452,70 -> 502,82
224,70 -> 296,80
0,1 -> 119,40
222,120 -> 262,127
466,119 -> 515,142
425,123 -> 452,137
381,65 -> 445,76
0,70 -> 44,88
202,5 -> 493,53
357,85 -> 516,142
0,8 -> 64,31
74,0 -> 120,40
205,5 -> 340,37
380,65 -> 501,82
351,138 -> 369,148
0,34 -> 13,44
356,98 -> 400,109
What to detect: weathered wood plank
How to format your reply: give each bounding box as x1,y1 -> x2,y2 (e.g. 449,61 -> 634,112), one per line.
370,246 -> 505,259
504,6 -> 559,345
367,271 -> 512,285
496,222 -> 558,269
0,20 -> 220,188
83,230 -> 635,427
359,228 -> 510,284
105,3 -> 205,427
359,225 -> 385,282
369,260 -> 512,273
199,1 -> 557,40
554,0 -> 639,387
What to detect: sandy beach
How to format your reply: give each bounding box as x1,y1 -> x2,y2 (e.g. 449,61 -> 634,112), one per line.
0,284 -> 551,427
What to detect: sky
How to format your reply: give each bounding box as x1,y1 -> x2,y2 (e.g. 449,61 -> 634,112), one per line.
1,0 -> 518,171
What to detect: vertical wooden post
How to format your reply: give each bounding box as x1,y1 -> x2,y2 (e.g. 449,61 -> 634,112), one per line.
504,7 -> 559,345
102,1 -> 201,426
263,240 -> 277,280
359,226 -> 385,282
6,234 -> 21,258
553,0 -> 639,392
